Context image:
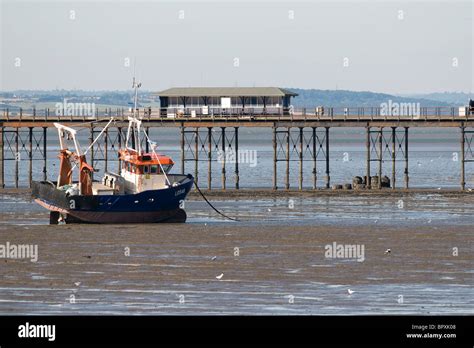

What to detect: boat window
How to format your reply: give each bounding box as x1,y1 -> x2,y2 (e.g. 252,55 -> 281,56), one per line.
144,165 -> 150,174
150,165 -> 158,174
162,164 -> 173,173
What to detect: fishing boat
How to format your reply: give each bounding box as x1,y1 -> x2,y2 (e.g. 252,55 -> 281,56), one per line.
32,79 -> 194,224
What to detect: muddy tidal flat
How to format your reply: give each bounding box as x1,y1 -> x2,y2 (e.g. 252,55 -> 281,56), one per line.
0,190 -> 472,315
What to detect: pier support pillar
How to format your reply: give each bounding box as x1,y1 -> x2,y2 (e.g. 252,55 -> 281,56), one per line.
90,127 -> 94,180
221,127 -> 226,190
15,128 -> 19,188
29,127 -> 33,187
272,127 -> 277,190
461,126 -> 465,191
42,127 -> 47,181
299,127 -> 303,190
404,127 -> 409,189
378,127 -> 383,189
180,126 -> 185,175
286,128 -> 290,190
181,126 -> 185,175
118,127 -> 122,170
0,126 -> 4,188
104,128 -> 108,173
235,127 -> 239,190
325,127 -> 330,189
194,127 -> 199,187
208,127 -> 212,190
391,127 -> 396,189
366,126 -> 371,188
312,127 -> 317,190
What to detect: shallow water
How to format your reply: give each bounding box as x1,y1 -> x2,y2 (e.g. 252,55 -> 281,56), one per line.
1,192 -> 473,228
0,192 -> 472,315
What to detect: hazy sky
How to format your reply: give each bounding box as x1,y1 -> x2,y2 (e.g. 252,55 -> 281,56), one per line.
1,0 -> 472,93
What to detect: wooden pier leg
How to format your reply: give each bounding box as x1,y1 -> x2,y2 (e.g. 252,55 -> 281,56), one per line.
461,126 -> 465,191
208,127 -> 212,190
0,126 -> 4,188
404,127 -> 409,189
273,126 -> 277,190
392,127 -> 396,189
15,128 -> 19,188
366,126 -> 371,189
378,127 -> 383,189
312,127 -> 317,190
194,127 -> 199,187
286,128 -> 290,190
221,127 -> 226,190
180,126 -> 185,175
43,127 -> 47,181
299,127 -> 303,190
325,127 -> 330,189
29,127 -> 33,187
235,127 -> 239,190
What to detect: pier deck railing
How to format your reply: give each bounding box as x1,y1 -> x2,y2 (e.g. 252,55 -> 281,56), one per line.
1,106 -> 473,123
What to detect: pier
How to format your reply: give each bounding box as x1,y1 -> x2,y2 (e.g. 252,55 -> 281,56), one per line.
0,106 -> 473,190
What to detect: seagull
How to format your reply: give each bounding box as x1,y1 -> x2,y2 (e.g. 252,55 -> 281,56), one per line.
427,219 -> 432,223
347,289 -> 354,295
216,273 -> 224,280
211,256 -> 217,261
74,282 -> 81,287
468,188 -> 472,192
384,248 -> 391,254
267,208 -> 272,212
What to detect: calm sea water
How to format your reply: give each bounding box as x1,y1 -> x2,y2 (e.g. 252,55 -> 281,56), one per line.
2,127 -> 471,189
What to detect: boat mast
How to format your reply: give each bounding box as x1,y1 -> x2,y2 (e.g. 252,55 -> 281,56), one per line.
123,78 -> 173,187
126,77 -> 143,154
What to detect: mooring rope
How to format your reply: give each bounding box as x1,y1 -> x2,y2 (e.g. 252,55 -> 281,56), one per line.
193,179 -> 239,221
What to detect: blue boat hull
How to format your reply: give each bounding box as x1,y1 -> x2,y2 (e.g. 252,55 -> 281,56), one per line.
32,174 -> 194,224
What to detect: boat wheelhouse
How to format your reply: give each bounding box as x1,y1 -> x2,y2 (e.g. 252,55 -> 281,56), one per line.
118,148 -> 175,194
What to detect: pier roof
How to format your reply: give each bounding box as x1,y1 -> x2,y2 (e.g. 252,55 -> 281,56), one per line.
156,87 -> 298,97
